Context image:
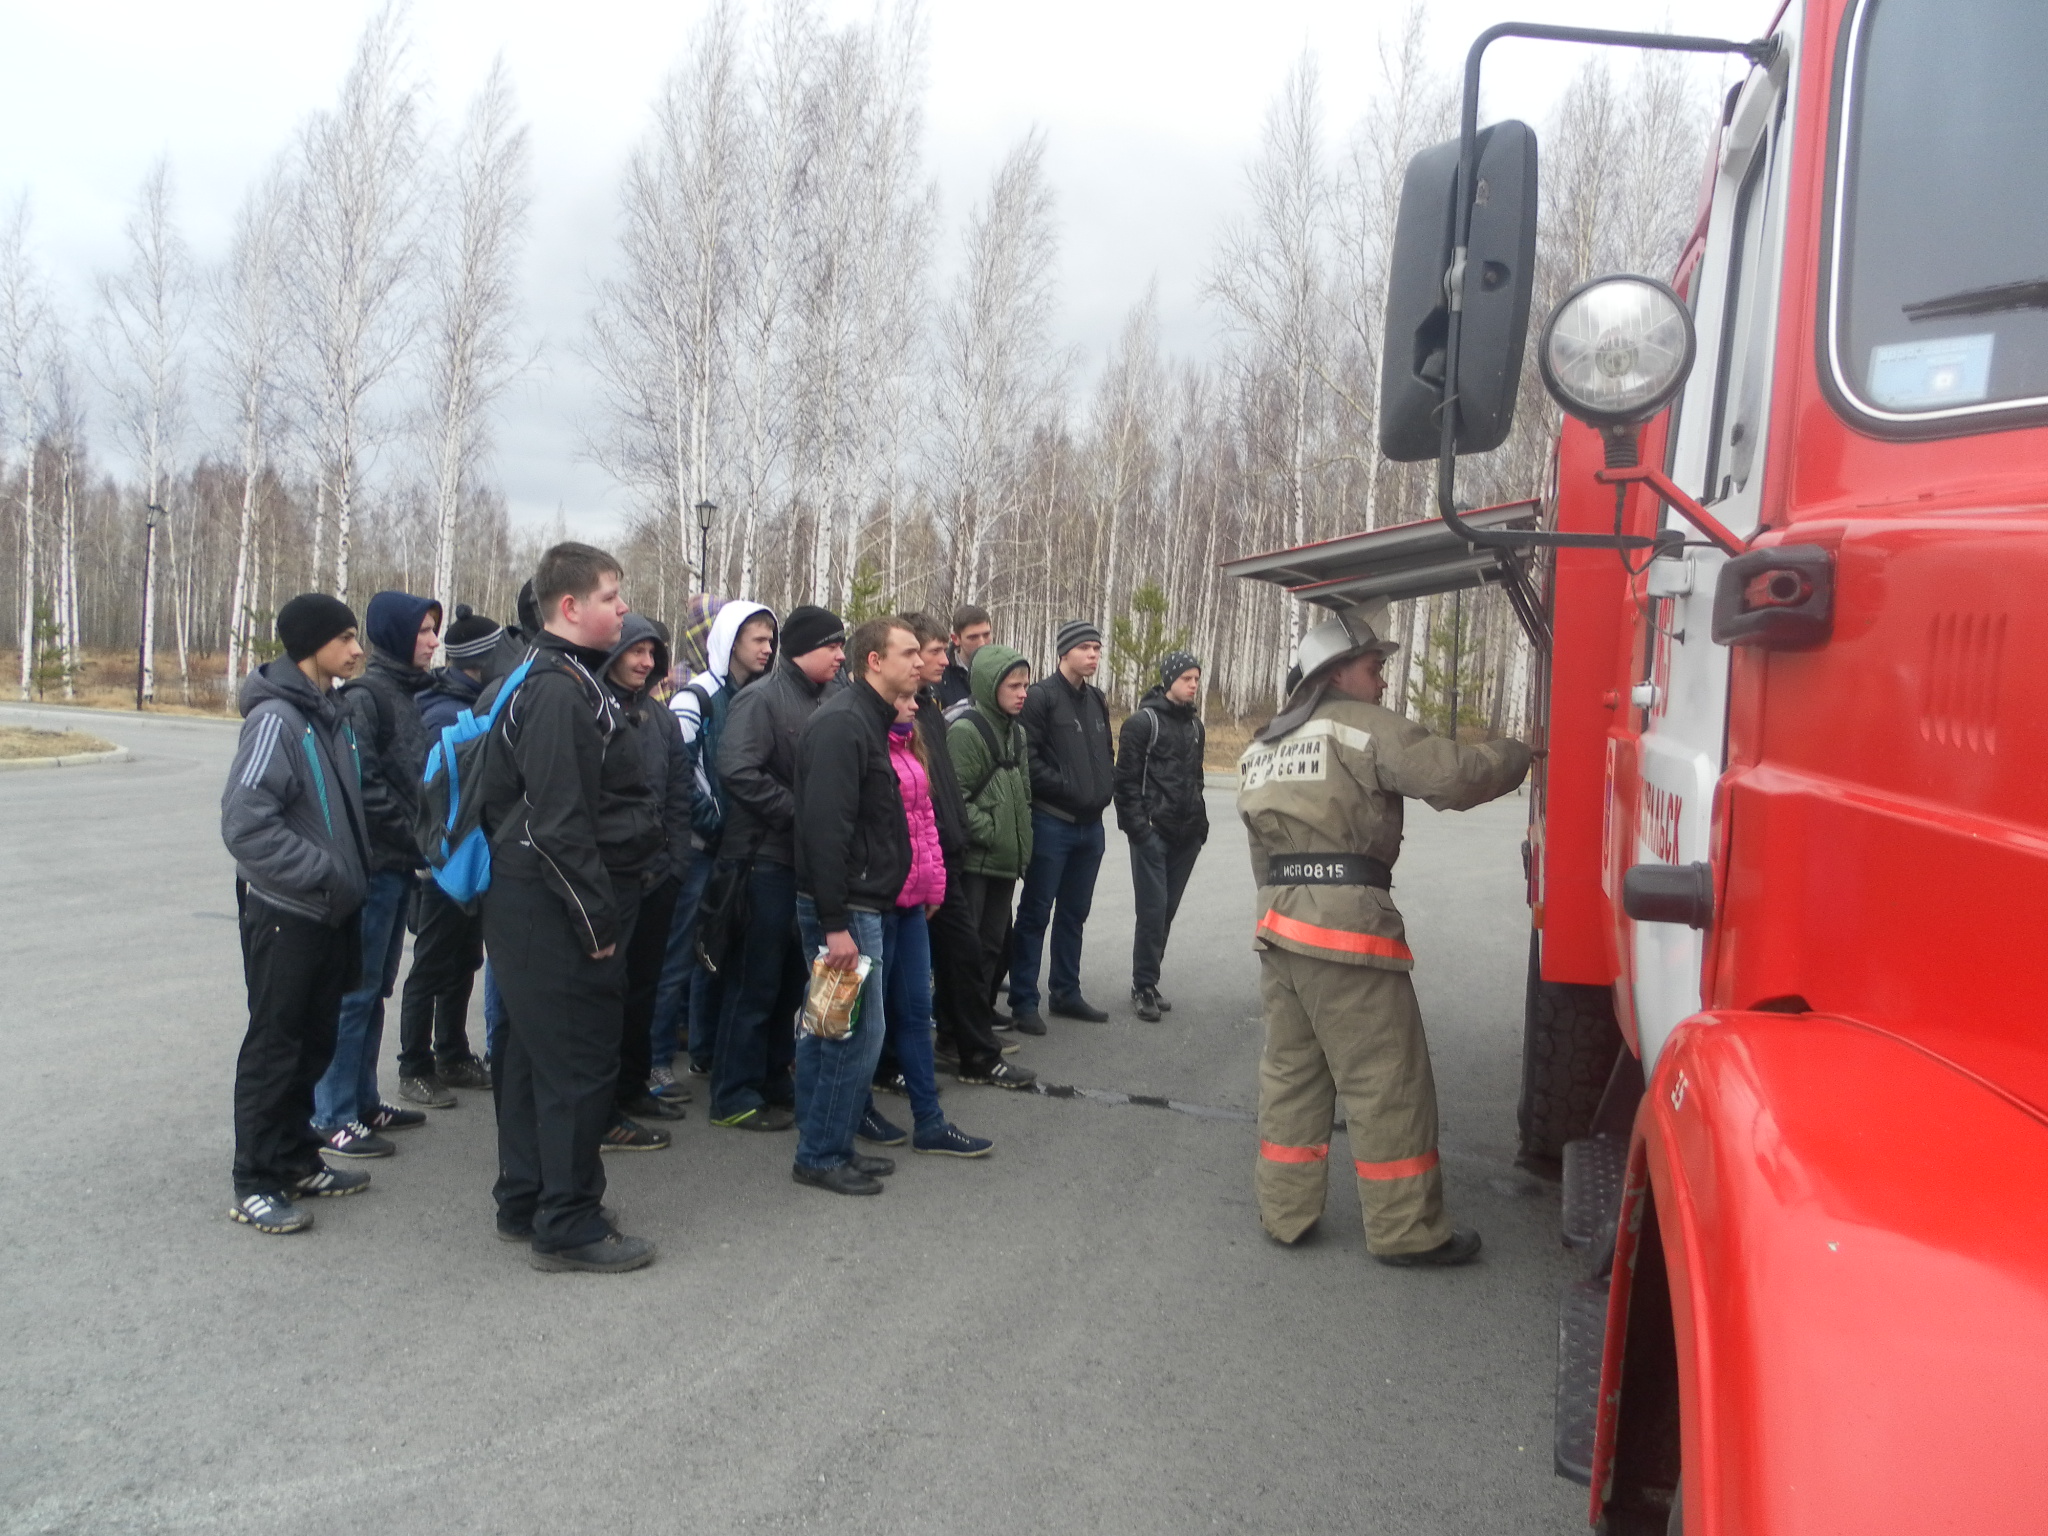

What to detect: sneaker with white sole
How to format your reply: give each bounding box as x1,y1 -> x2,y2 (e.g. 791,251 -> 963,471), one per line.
913,1122 -> 994,1158
647,1064 -> 692,1104
857,1107 -> 908,1147
398,1074 -> 456,1107
230,1191 -> 313,1233
363,1102 -> 426,1131
293,1167 -> 371,1198
956,1058 -> 1037,1091
600,1117 -> 671,1152
321,1121 -> 396,1159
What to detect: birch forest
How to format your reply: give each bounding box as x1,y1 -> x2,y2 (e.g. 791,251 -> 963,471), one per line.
0,1 -> 1711,727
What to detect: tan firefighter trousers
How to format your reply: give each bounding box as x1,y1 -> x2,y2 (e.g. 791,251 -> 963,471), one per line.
1255,947 -> 1450,1255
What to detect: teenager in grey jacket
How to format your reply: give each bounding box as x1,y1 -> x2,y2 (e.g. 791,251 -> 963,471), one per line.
220,594 -> 373,1234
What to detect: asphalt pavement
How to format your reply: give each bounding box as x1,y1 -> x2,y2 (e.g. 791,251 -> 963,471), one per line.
0,700 -> 1591,1536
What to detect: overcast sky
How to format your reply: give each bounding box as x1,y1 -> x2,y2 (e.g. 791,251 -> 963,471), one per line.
1,0 -> 1768,534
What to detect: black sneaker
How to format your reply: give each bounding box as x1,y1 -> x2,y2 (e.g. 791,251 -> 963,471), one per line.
1375,1227 -> 1484,1268
1132,987 -> 1162,1023
1010,1009 -> 1047,1037
913,1122 -> 994,1158
293,1167 -> 371,1199
1050,995 -> 1109,1023
530,1231 -> 657,1273
229,1191 -> 313,1233
857,1107 -> 908,1146
848,1152 -> 896,1178
621,1092 -> 687,1122
600,1118 -> 671,1153
399,1074 -> 455,1107
792,1161 -> 883,1196
712,1105 -> 795,1132
686,1057 -> 711,1078
437,1056 -> 493,1090
647,1064 -> 692,1104
957,1058 -> 1037,1091
872,1071 -> 910,1098
363,1102 -> 426,1131
990,1010 -> 1016,1033
932,1039 -> 960,1070
1153,990 -> 1172,1012
321,1121 -> 395,1159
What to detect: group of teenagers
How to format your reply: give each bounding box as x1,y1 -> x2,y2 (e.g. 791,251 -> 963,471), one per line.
220,541 -> 1214,1272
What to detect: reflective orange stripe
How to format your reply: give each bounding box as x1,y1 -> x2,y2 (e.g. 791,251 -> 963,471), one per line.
1259,1140 -> 1330,1164
1354,1149 -> 1440,1181
1257,909 -> 1414,963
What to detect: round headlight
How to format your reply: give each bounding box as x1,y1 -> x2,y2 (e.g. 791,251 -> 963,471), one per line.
1537,276 -> 1696,427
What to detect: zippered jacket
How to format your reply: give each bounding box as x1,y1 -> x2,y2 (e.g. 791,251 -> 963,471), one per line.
221,659 -> 372,926
795,678 -> 913,932
1114,686 -> 1210,846
416,665 -> 483,736
477,630 -> 657,955
1236,697 -> 1530,970
340,652 -> 434,871
719,651 -> 829,867
914,685 -> 969,865
947,643 -> 1034,879
1018,668 -> 1114,823
603,612 -> 694,887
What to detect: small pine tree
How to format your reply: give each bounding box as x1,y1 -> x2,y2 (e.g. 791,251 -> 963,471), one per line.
841,559 -> 893,625
1108,582 -> 1189,706
29,598 -> 70,701
1412,598 -> 1486,737
244,609 -> 285,669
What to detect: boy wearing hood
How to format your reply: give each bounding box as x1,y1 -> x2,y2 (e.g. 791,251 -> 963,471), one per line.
311,589 -> 442,1159
221,595 -> 374,1233
947,642 -> 1037,1079
657,596 -> 776,1085
1114,652 -> 1211,1022
394,607 -> 505,1104
603,614 -> 696,1127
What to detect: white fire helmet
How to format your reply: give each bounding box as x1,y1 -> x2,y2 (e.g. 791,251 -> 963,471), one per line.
1294,604 -> 1400,683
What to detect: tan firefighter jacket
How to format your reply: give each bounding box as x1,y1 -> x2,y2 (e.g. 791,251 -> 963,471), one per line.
1237,697 -> 1531,970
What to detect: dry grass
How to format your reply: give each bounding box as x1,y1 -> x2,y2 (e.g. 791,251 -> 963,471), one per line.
0,650 -> 233,717
0,725 -> 116,760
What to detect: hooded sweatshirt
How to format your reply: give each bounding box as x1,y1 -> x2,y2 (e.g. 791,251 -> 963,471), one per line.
222,659 -> 372,926
603,612 -> 694,886
340,590 -> 442,870
672,597 -> 774,847
946,643 -> 1034,880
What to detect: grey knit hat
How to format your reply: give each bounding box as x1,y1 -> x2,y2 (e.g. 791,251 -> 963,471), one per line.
1056,618 -> 1102,656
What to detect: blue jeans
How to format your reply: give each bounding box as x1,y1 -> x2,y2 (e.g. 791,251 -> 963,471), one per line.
883,906 -> 944,1133
1009,811 -> 1105,1012
482,960 -> 505,1067
651,847 -> 715,1069
712,860 -> 803,1120
314,868 -> 412,1129
792,898 -> 888,1170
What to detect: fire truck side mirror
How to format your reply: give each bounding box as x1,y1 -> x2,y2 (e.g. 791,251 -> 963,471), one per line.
1621,861 -> 1714,929
1378,120 -> 1539,463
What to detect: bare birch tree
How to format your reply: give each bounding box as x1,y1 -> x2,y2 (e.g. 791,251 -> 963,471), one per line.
424,57 -> 530,617
0,197 -> 52,699
291,3 -> 425,602
97,158 -> 191,703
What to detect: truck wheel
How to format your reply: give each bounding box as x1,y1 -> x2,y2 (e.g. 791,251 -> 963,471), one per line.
1518,930 -> 1623,1166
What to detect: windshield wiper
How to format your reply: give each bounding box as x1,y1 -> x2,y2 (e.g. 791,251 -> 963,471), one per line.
1904,277 -> 2048,321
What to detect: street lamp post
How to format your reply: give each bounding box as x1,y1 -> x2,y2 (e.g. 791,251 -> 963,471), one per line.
137,503 -> 162,711
693,499 -> 717,591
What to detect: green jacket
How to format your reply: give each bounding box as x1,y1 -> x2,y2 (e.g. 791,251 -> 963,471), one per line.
948,644 -> 1034,879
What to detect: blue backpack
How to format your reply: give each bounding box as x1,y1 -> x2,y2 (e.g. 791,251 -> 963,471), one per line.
417,653 -> 537,903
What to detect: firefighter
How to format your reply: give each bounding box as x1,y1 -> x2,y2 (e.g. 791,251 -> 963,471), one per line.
1238,607 -> 1531,1265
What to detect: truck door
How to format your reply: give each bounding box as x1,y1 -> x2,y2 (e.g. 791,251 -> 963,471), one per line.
1625,27 -> 1797,1069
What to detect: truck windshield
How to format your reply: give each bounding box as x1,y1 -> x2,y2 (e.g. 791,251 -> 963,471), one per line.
1829,0 -> 2048,428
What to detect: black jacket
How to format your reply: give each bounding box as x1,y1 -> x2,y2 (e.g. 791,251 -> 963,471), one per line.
603,613 -> 694,887
221,660 -> 372,926
794,678 -> 912,932
339,653 -> 434,870
1114,687 -> 1210,845
479,630 -> 659,955
417,665 -> 483,736
915,685 -> 969,865
718,652 -> 830,868
937,657 -> 973,710
1019,669 -> 1114,823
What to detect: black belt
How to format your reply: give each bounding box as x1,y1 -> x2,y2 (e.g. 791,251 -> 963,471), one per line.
1266,853 -> 1392,889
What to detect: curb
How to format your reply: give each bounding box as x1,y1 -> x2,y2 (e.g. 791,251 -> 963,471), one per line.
1204,771 -> 1237,790
0,745 -> 133,774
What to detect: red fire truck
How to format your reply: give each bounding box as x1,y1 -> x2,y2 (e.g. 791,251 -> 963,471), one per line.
1227,2 -> 2048,1530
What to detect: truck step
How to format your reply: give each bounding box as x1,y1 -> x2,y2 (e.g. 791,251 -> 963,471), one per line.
1561,1132 -> 1628,1250
1554,1275 -> 1609,1485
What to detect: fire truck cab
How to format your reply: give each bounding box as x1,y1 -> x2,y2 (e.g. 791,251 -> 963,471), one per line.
1228,2 -> 2048,1530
